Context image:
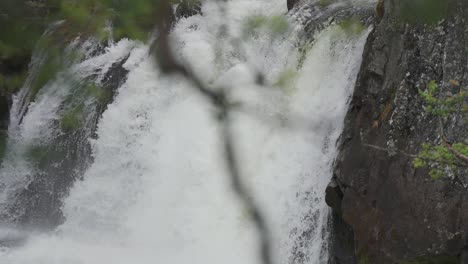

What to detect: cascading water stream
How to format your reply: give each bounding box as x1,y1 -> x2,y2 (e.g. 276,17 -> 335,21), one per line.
0,36 -> 136,227
0,0 -> 373,263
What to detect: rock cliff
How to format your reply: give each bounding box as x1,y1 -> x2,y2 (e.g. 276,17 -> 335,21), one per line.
327,0 -> 468,263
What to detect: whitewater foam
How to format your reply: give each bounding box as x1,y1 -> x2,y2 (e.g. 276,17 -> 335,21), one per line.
1,0 -> 371,263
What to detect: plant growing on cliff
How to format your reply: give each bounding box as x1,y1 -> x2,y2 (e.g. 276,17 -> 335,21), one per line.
413,80 -> 468,181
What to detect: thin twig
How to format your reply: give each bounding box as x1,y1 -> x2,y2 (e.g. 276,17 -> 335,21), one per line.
441,137 -> 468,164
221,113 -> 273,264
362,143 -> 417,157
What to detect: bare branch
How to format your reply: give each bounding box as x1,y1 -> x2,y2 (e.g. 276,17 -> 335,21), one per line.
441,136 -> 468,164
362,143 -> 467,167
221,114 -> 273,264
438,118 -> 468,165
151,2 -> 274,264
362,143 -> 417,157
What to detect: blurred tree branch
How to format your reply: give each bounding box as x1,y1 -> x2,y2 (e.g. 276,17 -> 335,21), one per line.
151,1 -> 274,264
2,1 -> 278,262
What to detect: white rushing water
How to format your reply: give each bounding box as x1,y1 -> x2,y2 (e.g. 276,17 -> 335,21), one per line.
1,0 -> 371,263
0,37 -> 136,218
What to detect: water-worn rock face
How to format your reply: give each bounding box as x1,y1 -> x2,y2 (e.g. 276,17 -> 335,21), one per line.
328,0 -> 468,263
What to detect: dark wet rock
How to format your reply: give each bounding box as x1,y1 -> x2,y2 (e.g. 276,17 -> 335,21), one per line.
2,48 -> 131,229
325,179 -> 344,216
328,0 -> 468,263
0,56 -> 28,157
287,0 -> 300,11
0,55 -> 30,76
328,210 -> 358,264
462,249 -> 468,264
0,94 -> 10,131
295,1 -> 375,38
175,0 -> 202,19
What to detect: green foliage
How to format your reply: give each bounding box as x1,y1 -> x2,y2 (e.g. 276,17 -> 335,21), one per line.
52,0 -> 158,41
111,0 -> 160,41
1,0 -> 170,105
0,1 -> 48,58
30,52 -> 64,101
2,0 -> 294,104
60,104 -> 84,131
26,145 -> 50,162
0,0 -> 160,61
243,15 -> 290,39
274,69 -> 297,93
269,16 -> 290,36
418,81 -> 468,117
413,144 -> 458,179
338,17 -> 365,36
0,72 -> 27,95
318,0 -> 333,7
414,80 -> 468,180
85,83 -> 111,101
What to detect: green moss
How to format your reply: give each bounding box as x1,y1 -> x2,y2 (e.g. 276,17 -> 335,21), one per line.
399,255 -> 460,264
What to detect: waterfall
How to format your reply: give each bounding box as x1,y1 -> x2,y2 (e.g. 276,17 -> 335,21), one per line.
0,36 -> 136,228
0,0 -> 373,263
